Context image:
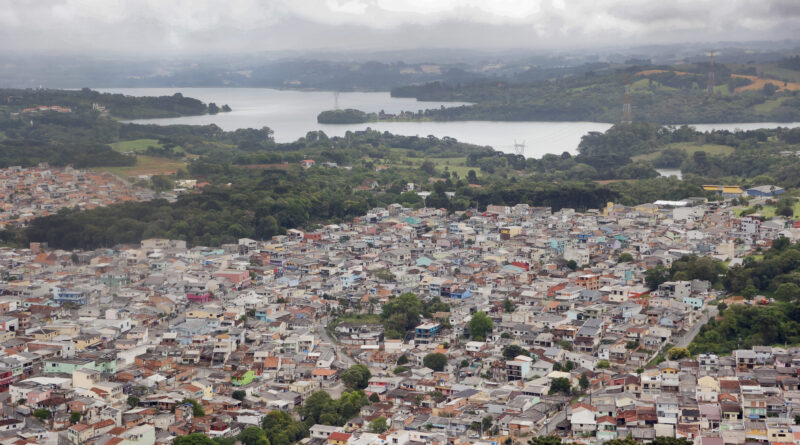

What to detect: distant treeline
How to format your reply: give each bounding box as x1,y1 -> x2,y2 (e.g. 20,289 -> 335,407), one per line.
0,88 -> 228,119
0,140 -> 133,168
389,66 -> 800,124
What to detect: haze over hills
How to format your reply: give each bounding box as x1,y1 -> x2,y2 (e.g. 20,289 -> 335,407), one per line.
1,41 -> 798,89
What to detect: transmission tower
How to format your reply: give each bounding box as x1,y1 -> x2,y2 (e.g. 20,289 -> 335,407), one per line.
706,51 -> 717,95
513,140 -> 526,156
621,76 -> 632,124
333,91 -> 340,110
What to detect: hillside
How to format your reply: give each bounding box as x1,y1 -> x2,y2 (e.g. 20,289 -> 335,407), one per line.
389,64 -> 800,124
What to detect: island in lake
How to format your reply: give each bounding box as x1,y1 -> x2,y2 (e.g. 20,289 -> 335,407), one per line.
317,108 -> 434,124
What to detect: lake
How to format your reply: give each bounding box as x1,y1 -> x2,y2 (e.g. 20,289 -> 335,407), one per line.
100,87 -> 800,158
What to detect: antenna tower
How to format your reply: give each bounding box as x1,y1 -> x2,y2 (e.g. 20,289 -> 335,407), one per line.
621,76 -> 632,124
707,51 -> 716,95
513,140 -> 526,156
333,91 -> 340,110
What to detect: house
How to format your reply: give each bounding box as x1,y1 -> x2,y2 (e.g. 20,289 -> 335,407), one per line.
328,431 -> 352,445
231,370 -> 255,386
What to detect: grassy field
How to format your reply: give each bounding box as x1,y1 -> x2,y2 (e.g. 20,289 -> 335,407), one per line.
329,313 -> 382,330
754,97 -> 790,115
376,149 -> 482,178
110,138 -> 184,154
96,155 -> 187,179
734,201 -> 800,219
630,78 -> 678,93
756,64 -> 800,83
731,74 -> 800,93
632,142 -> 735,162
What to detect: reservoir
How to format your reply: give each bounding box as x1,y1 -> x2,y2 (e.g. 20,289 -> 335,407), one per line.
100,88 -> 800,158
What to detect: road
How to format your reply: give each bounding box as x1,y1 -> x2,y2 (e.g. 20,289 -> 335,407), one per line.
316,318 -> 357,367
536,409 -> 567,436
674,305 -> 718,348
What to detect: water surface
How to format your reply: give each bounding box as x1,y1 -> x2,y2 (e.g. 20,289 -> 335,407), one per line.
100,88 -> 800,157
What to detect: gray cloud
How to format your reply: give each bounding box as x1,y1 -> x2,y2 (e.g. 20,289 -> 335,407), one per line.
0,0 -> 797,55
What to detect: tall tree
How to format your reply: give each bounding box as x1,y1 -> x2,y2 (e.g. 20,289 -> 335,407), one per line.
468,311 -> 493,341
340,364 -> 371,390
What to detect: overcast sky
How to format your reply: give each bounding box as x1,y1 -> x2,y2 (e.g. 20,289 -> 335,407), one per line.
2,0 -> 798,56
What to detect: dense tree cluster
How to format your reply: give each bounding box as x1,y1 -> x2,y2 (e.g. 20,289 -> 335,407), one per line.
317,109 -> 370,124
723,238 -> 800,295
690,301 -> 800,355
340,364 -> 371,390
689,240 -> 800,355
297,390 -> 369,427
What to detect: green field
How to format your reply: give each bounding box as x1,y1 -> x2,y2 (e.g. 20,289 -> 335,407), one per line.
110,138 -> 183,154
630,78 -> 678,93
632,142 -> 735,162
329,314 -> 382,330
754,97 -> 789,115
377,149 -> 482,178
757,64 -> 800,83
734,201 -> 800,219
96,155 -> 187,179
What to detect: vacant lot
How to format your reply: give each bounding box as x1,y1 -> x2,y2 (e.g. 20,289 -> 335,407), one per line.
377,150 -> 482,178
731,74 -> 800,93
111,138 -> 184,154
96,155 -> 187,179
754,97 -> 790,114
734,201 -> 800,219
632,142 -> 734,162
634,69 -> 691,77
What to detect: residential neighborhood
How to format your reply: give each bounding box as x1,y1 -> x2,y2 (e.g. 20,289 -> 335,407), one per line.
0,192 -> 796,445
0,165 -> 152,229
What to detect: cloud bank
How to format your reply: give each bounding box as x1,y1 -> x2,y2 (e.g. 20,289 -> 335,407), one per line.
1,0 -> 797,55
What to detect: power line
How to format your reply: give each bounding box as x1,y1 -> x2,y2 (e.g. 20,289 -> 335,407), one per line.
707,51 -> 717,95
621,76 -> 632,124
513,140 -> 526,157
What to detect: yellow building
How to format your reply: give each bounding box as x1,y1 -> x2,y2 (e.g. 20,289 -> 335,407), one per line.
185,309 -> 223,320
75,333 -> 102,351
703,185 -> 744,197
289,380 -> 317,398
634,203 -> 659,215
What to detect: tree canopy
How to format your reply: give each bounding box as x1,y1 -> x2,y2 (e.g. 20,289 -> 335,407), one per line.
423,353 -> 448,372
468,311 -> 493,341
340,364 -> 371,390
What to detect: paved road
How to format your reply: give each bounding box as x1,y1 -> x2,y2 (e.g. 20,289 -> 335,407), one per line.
316,319 -> 357,367
536,410 -> 567,436
674,306 -> 718,348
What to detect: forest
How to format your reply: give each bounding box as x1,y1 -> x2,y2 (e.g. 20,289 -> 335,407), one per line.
669,239 -> 800,355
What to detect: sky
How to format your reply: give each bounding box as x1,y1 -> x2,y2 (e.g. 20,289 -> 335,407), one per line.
1,0 -> 798,56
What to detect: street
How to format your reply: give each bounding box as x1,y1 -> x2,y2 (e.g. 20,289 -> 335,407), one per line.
673,305 -> 718,349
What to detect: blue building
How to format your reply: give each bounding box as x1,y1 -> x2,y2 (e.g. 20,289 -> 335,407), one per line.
449,287 -> 473,299
746,185 -> 784,197
415,322 -> 441,345
683,295 -> 705,310
51,287 -> 87,305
